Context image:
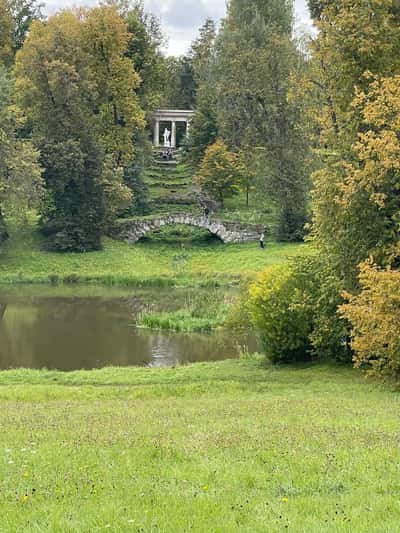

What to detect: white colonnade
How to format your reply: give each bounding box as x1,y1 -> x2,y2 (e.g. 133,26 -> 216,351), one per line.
153,109 -> 195,148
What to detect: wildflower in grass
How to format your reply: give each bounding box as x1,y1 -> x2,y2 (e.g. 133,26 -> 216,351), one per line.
202,485 -> 209,491
21,495 -> 29,502
281,497 -> 289,503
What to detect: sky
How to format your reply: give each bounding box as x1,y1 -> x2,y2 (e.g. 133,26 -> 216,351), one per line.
45,0 -> 312,56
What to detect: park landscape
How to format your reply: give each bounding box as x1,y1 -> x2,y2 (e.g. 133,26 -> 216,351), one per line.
1,0 -> 400,531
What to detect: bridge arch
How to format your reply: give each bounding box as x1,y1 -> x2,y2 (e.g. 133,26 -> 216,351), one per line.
114,215 -> 266,245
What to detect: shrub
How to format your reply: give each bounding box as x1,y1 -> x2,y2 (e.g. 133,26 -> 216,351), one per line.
245,257 -> 351,364
296,257 -> 351,363
247,266 -> 313,363
341,264 -> 400,381
49,274 -> 60,285
63,273 -> 80,284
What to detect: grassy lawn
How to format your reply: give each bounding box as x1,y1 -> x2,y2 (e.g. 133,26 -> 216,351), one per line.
0,222 -> 312,286
0,357 -> 399,532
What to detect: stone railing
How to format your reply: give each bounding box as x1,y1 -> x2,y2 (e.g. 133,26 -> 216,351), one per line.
113,215 -> 266,244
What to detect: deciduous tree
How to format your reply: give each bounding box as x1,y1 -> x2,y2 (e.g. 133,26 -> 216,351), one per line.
16,7 -> 144,251
195,139 -> 243,207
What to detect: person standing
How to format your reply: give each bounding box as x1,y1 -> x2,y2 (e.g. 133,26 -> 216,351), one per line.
259,233 -> 265,249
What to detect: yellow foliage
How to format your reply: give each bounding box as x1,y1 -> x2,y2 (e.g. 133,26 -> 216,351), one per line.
340,263 -> 400,380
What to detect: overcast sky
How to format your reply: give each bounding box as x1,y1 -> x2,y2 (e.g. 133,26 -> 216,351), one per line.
45,0 -> 312,56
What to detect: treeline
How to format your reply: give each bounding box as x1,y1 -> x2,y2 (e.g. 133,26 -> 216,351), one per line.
243,0 -> 400,381
0,0 -> 311,248
176,1 -> 311,241
0,0 -> 165,251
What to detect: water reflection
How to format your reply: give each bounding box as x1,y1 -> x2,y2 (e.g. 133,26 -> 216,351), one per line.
0,286 -> 257,371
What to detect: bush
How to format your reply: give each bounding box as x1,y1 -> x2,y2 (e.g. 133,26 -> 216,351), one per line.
341,264 -> 400,381
63,273 -> 80,284
247,266 -> 313,363
246,257 -> 351,364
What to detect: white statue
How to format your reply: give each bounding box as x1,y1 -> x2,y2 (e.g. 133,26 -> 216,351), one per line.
163,128 -> 171,147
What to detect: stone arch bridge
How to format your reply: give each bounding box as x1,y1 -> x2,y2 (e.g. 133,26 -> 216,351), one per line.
114,215 -> 266,244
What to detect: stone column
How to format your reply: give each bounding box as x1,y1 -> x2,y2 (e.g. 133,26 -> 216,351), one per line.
171,121 -> 176,148
153,120 -> 160,146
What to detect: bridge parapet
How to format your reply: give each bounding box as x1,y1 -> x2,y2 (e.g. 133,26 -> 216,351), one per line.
113,215 -> 266,244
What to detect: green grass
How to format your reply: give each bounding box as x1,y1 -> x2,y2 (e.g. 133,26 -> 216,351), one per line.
0,221 -> 313,286
138,289 -> 229,332
138,310 -> 221,332
0,357 -> 399,531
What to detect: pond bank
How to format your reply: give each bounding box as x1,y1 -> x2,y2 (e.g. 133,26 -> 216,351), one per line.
0,222 -> 312,287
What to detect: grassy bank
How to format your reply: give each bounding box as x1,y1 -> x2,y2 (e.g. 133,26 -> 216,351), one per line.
0,221 -> 311,286
137,289 -> 229,332
0,357 -> 399,532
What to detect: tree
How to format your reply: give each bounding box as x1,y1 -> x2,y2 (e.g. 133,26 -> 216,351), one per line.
309,0 -> 400,288
162,55 -> 196,109
302,0 -> 400,368
341,264 -> 400,380
195,139 -> 243,207
0,66 -> 43,240
0,0 -> 13,65
16,7 -> 144,251
185,19 -> 219,167
216,0 -> 310,241
10,0 -> 43,53
0,0 -> 42,65
124,1 -> 166,111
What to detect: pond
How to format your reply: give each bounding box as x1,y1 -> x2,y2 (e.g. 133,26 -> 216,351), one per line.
0,285 -> 257,371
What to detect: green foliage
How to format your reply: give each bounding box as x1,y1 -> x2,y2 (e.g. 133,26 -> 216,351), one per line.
303,0 -> 400,374
307,0 -> 323,20
162,55 -> 196,109
39,138 -> 105,252
0,209 -> 8,243
16,6 -> 144,251
0,66 -> 43,234
124,1 -> 166,111
10,0 -> 42,53
195,139 -> 244,206
123,161 -> 150,216
216,0 -> 310,241
184,20 -> 218,167
0,0 -> 14,65
247,266 -> 313,363
291,256 -> 351,363
341,264 -> 400,380
138,289 -> 228,332
245,256 -> 351,364
310,0 -> 400,287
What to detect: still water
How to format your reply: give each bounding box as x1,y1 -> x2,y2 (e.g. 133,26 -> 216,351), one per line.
0,285 -> 256,371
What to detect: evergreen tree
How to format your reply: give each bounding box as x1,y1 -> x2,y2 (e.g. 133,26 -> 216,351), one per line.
162,55 -> 196,109
216,0 -> 309,241
185,19 -> 218,167
124,1 -> 166,112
